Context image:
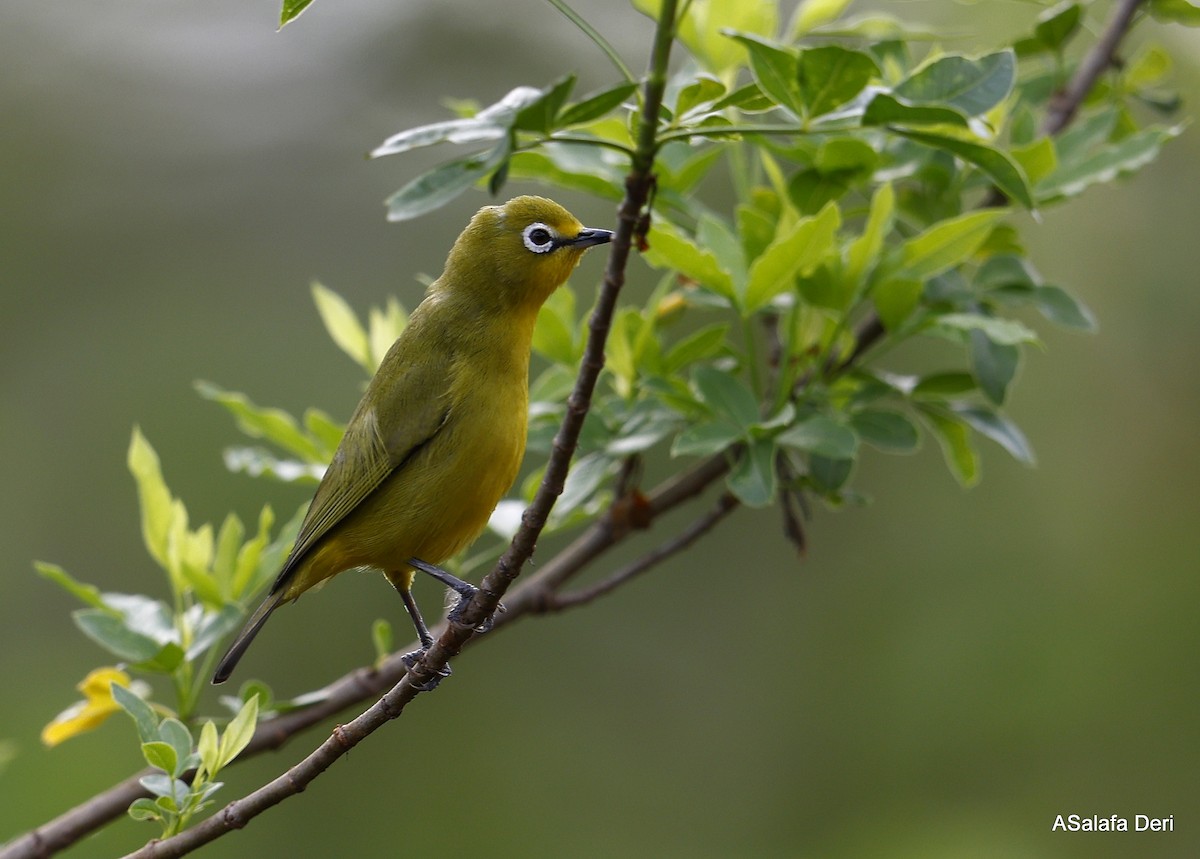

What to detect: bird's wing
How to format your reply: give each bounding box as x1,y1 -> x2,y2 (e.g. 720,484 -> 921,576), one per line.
270,342 -> 452,593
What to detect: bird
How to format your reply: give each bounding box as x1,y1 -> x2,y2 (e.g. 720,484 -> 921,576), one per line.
212,196 -> 612,686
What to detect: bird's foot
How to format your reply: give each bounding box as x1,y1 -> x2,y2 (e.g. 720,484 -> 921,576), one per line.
401,649 -> 452,692
446,590 -> 505,634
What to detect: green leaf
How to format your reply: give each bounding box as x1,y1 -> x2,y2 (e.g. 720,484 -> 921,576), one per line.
952,404 -> 1036,464
606,307 -> 648,395
559,82 -> 639,127
197,720 -> 219,781
671,420 -> 743,458
872,278 -> 923,330
141,741 -> 177,778
140,774 -> 188,806
809,454 -> 854,493
507,143 -> 626,201
217,695 -> 260,771
279,0 -> 314,28
814,138 -> 877,173
221,448 -> 325,483
128,797 -> 163,823
1123,43 -> 1171,92
796,46 -> 880,117
533,287 -> 579,365
922,409 -> 980,487
849,409 -> 920,453
861,93 -> 969,128
556,451 -> 613,518
1149,0 -> 1200,26
728,439 -> 776,507
674,76 -> 727,117
744,202 -> 840,313
156,719 -> 194,776
606,404 -> 678,455
643,221 -> 736,304
777,414 -> 858,459
1034,2 -> 1083,52
372,618 -> 394,665
664,145 -> 726,194
311,283 -> 370,372
1030,285 -> 1097,331
693,0 -> 779,74
1011,137 -> 1057,185
74,609 -> 164,663
969,329 -> 1020,405
189,605 -> 243,661
693,366 -> 760,429
372,86 -> 544,158
712,81 -> 774,113
198,382 -> 323,462
891,127 -> 1033,210
127,428 -> 173,570
384,142 -> 509,222
304,408 -> 346,453
895,50 -> 1015,117
211,514 -> 245,598
724,32 -> 801,117
664,324 -> 729,373
514,75 -> 576,135
845,182 -> 895,290
789,0 -> 854,35
367,299 -> 408,371
899,209 -> 1009,280
111,683 -> 160,744
936,313 -> 1039,346
1036,125 -> 1181,202
913,372 -> 978,399
698,213 -> 747,288
35,562 -> 108,610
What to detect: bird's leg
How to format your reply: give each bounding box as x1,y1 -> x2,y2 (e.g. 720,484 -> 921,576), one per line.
389,580 -> 451,692
407,557 -> 502,633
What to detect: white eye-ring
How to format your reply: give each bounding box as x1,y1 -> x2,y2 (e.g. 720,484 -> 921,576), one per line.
522,222 -> 558,254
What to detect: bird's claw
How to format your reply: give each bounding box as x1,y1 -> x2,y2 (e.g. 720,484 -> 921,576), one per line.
401,649 -> 452,692
446,591 -> 505,634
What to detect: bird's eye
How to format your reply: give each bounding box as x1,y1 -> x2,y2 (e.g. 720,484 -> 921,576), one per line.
522,223 -> 557,254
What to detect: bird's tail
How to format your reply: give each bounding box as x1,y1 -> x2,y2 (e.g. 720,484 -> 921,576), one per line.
211,590 -> 286,685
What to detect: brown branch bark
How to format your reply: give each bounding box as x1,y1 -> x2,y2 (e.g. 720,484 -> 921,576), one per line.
538,492 -> 739,612
1042,0 -> 1147,136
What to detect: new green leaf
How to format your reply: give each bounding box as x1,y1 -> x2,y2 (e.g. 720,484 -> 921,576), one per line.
744,202 -> 840,313
899,209 -> 1009,280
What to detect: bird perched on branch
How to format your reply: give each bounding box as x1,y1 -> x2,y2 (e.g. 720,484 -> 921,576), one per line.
213,196 -> 612,686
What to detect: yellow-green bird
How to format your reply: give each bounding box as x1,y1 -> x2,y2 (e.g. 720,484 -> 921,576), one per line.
212,196 -> 612,685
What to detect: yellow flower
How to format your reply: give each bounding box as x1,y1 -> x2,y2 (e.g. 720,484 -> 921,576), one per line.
41,667 -> 134,747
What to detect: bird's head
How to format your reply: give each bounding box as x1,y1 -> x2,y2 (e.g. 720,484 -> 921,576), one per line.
443,196 -> 613,310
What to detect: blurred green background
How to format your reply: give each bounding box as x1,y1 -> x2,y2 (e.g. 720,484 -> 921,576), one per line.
2,1 -> 1198,856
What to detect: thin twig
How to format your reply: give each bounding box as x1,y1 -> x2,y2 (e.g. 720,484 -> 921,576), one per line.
1043,0 -> 1146,136
540,492 -> 739,612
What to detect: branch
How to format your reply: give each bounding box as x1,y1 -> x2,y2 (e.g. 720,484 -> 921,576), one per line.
1042,0 -> 1147,136
1,452 -> 731,859
538,492 -> 739,612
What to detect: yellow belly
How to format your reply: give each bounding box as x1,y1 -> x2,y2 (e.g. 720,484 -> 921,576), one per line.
283,377 -> 527,598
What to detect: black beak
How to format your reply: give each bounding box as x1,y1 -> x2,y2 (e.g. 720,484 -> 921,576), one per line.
566,228 -> 614,248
